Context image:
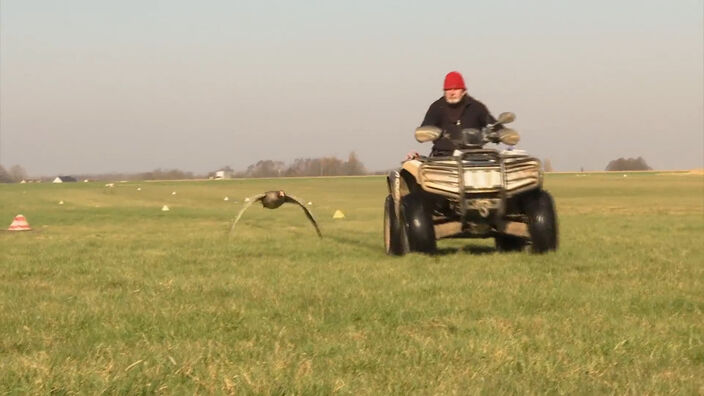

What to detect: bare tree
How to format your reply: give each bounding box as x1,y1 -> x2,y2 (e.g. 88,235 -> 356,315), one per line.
8,165 -> 28,182
243,160 -> 286,178
0,165 -> 12,183
239,154 -> 369,178
605,157 -> 652,171
320,157 -> 344,176
542,158 -> 554,173
139,168 -> 194,180
343,152 -> 367,175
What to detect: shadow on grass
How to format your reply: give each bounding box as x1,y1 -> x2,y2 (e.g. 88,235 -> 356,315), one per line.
432,245 -> 496,256
325,237 -> 498,257
324,234 -> 382,254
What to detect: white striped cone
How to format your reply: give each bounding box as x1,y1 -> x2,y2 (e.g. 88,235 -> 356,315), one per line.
8,214 -> 31,231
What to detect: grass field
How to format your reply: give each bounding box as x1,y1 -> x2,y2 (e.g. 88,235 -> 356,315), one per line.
1,173 -> 703,394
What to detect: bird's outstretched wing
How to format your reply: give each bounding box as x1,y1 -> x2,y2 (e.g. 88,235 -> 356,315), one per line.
229,193 -> 265,237
284,195 -> 322,238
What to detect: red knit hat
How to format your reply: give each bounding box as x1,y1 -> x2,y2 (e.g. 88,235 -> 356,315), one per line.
443,71 -> 466,90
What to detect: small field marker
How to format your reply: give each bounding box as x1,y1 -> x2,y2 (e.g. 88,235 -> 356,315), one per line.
161,205 -> 170,212
8,214 -> 31,231
332,210 -> 345,219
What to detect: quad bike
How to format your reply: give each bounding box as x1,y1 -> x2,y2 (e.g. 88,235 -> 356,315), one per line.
384,112 -> 558,255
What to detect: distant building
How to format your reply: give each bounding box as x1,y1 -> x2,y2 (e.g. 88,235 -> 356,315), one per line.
53,176 -> 77,183
214,169 -> 232,180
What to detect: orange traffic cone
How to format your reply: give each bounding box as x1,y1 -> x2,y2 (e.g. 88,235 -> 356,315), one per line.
8,214 -> 32,231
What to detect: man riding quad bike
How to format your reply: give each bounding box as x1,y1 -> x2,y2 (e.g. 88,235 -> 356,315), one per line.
384,110 -> 559,255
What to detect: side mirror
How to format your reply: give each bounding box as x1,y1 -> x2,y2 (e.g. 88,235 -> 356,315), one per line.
415,126 -> 442,143
498,128 -> 520,145
495,112 -> 515,124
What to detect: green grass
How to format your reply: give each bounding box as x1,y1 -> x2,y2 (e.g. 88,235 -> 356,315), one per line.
1,173 -> 703,394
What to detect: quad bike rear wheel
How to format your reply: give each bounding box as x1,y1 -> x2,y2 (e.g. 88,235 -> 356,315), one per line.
400,193 -> 436,253
384,195 -> 407,255
524,189 -> 558,253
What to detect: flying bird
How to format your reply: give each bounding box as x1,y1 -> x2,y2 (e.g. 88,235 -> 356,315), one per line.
230,191 -> 322,238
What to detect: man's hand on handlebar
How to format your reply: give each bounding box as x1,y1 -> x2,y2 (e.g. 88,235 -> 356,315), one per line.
404,151 -> 420,161
486,131 -> 501,143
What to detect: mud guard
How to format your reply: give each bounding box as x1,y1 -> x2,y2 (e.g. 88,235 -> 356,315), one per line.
386,170 -> 409,253
387,170 -> 403,222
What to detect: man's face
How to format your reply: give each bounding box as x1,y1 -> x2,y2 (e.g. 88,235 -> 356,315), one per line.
444,89 -> 466,104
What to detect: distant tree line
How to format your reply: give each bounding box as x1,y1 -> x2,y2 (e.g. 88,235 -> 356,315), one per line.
1,154 -> 659,182
0,165 -> 28,183
0,165 -> 200,183
605,157 -> 652,171
0,152 -> 368,183
234,152 -> 367,178
71,169 -> 199,182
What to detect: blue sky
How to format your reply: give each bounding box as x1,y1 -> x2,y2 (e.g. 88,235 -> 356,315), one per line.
1,0 -> 702,174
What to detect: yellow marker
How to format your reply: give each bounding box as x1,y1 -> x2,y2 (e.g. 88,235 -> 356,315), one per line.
332,210 -> 345,219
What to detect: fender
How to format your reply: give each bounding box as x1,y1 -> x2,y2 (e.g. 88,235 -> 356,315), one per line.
387,170 -> 403,221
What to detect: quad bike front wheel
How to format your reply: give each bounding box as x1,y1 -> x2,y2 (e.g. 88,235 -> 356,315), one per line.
384,195 -> 407,255
400,193 -> 436,253
524,189 -> 559,253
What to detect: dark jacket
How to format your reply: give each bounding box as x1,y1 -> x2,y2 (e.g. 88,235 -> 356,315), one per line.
421,95 -> 497,156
